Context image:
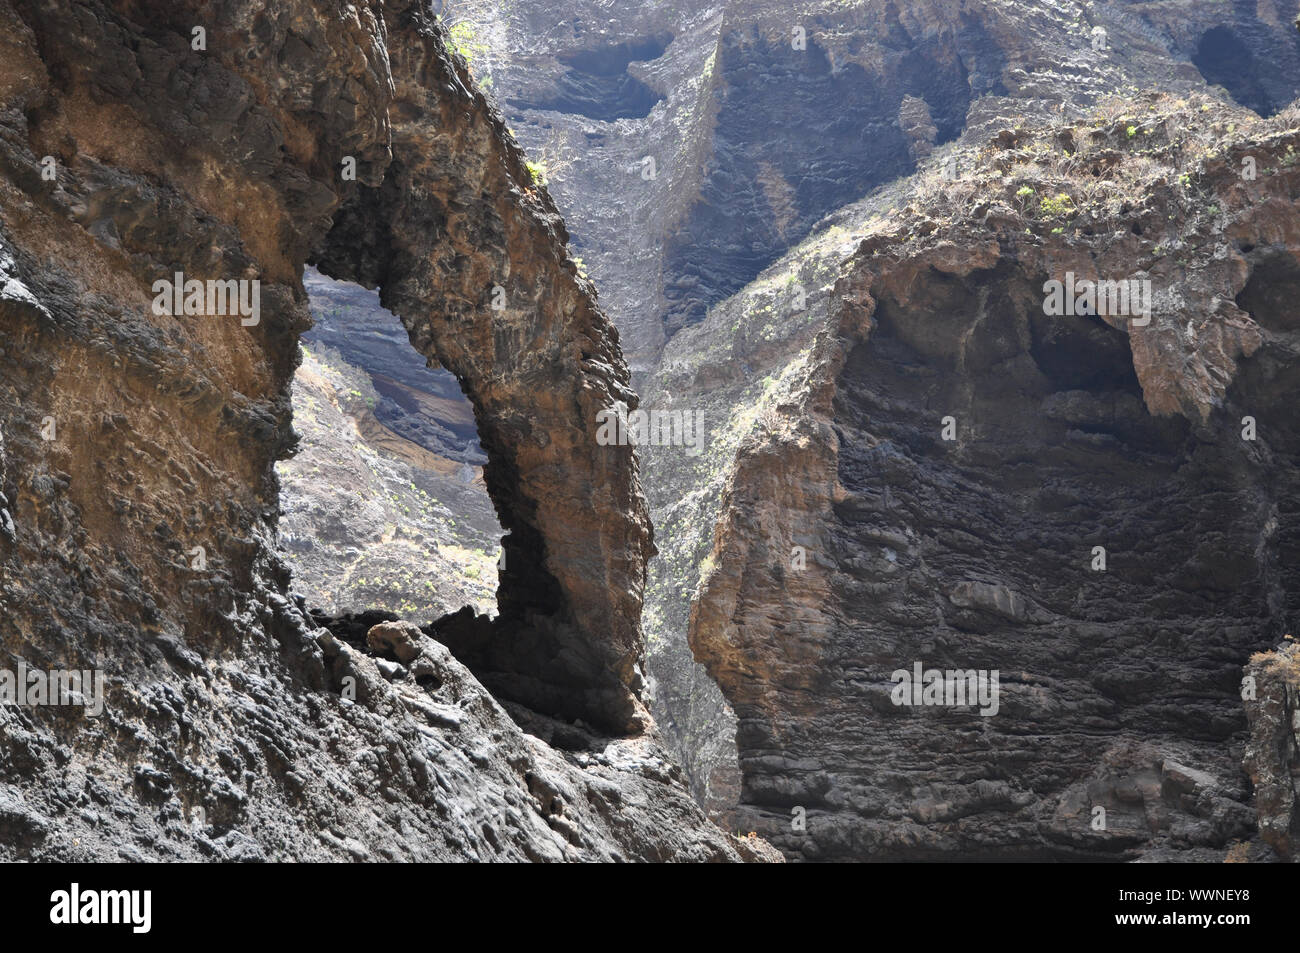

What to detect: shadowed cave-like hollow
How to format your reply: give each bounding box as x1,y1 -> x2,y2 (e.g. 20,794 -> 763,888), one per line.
692,223 -> 1300,859
511,34 -> 671,121
1191,23 -> 1300,118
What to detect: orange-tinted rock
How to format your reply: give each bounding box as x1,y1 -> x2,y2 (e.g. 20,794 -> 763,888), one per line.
0,0 -> 751,861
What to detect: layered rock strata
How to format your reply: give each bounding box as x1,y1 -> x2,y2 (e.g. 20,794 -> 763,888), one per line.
690,103 -> 1300,860
441,0 -> 1300,827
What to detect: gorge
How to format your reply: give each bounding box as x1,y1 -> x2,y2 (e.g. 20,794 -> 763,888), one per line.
2,0 -> 1299,864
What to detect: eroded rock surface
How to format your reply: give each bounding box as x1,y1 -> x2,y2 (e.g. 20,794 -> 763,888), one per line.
0,0 -> 756,861
443,0 -> 1300,830
689,102 -> 1300,860
1243,641 -> 1300,858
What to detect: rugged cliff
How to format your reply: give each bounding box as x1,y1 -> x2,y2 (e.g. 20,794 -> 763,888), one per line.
0,0 -> 768,861
437,0 -> 1300,843
690,97 -> 1300,860
8,0 -> 1295,864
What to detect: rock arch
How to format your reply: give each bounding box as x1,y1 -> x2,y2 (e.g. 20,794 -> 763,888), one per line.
310,7 -> 654,734
1,0 -> 653,737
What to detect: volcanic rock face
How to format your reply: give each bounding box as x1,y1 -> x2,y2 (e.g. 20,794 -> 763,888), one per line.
443,0 -> 1300,832
0,0 -> 756,860
1243,642 -> 1300,858
306,8 -> 655,732
445,0 -> 1300,368
8,0 -> 1297,865
690,108 -> 1300,860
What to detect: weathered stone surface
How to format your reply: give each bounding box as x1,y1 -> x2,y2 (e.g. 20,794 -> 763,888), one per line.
367,620 -> 424,665
7,0 -> 1298,866
1243,641 -> 1300,858
308,3 -> 655,731
0,0 -> 762,861
444,0 -> 1300,833
689,104 -> 1300,860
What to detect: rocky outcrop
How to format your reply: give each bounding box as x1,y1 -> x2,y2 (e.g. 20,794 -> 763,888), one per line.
0,0 -> 755,860
307,6 -> 655,731
690,99 -> 1300,860
443,0 -> 1300,832
1243,641 -> 1300,858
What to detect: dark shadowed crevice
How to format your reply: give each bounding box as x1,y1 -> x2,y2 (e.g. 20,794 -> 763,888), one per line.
1191,20 -> 1300,118
1236,248 -> 1300,334
1027,309 -> 1145,395
1193,27 -> 1272,116
661,24 -> 989,338
560,35 -> 671,75
511,34 -> 671,120
1227,251 -> 1300,626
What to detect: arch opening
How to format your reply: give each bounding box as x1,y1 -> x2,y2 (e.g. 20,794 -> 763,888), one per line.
277,269 -> 504,625
297,125 -> 652,735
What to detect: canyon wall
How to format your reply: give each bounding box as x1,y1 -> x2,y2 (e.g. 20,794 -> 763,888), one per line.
690,100 -> 1300,860
441,0 -> 1300,841
0,0 -> 763,861
1,0 -> 1292,865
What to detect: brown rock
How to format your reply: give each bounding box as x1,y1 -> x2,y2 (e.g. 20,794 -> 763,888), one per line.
688,113 -> 1300,861
0,0 -> 756,861
366,620 -> 423,665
